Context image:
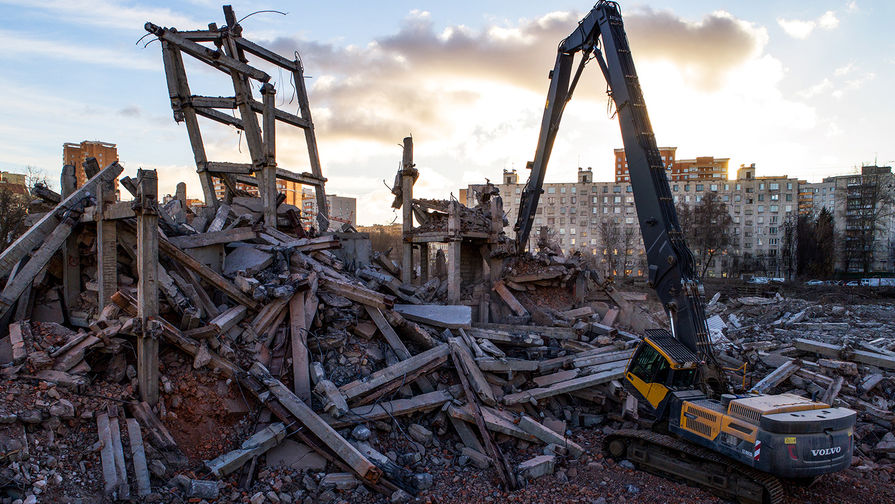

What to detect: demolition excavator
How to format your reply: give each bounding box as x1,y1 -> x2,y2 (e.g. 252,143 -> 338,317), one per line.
513,2 -> 856,503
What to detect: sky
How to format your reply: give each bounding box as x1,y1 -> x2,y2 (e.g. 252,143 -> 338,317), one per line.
0,0 -> 892,226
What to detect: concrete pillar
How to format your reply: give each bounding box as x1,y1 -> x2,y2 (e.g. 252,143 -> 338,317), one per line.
260,83 -> 278,229
419,243 -> 429,284
96,177 -> 118,308
401,136 -> 415,285
447,240 -> 461,304
61,165 -> 80,313
136,169 -> 160,406
175,182 -> 186,203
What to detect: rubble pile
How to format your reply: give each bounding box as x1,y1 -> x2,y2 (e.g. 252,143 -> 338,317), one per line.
0,178 -> 648,504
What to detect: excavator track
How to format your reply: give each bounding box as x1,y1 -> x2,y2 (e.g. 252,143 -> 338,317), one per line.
603,429 -> 785,504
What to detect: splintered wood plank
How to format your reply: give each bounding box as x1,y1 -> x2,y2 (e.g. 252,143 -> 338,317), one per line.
249,362 -> 382,483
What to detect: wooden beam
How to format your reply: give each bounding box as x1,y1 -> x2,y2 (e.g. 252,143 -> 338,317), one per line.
136,170 -> 160,406
449,346 -> 516,489
249,362 -> 382,483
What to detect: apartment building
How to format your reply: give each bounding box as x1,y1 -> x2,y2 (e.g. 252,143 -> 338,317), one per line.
802,165 -> 895,273
614,147 -> 728,184
212,177 -> 302,207
469,162 -> 800,278
63,141 -> 118,187
300,189 -> 357,229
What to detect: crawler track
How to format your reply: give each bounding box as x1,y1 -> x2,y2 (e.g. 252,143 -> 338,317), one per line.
603,429 -> 784,504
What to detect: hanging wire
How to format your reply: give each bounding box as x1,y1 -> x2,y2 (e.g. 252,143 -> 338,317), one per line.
237,10 -> 288,25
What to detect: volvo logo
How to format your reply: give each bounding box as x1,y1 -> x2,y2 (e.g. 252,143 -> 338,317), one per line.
811,447 -> 841,457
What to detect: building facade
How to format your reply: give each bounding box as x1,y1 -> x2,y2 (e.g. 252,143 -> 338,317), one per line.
212,178 -> 302,207
469,161 -> 801,279
802,165 -> 895,273
301,189 -> 357,229
63,141 -> 118,187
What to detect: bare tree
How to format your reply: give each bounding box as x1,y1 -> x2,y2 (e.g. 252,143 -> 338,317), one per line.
844,166 -> 895,274
677,193 -> 733,278
0,185 -> 29,249
597,218 -> 621,278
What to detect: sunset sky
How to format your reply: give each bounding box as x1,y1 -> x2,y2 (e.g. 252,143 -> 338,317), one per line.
0,1 -> 891,225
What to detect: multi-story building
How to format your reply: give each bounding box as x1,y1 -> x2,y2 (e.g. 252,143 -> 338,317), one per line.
63,141 -> 118,187
301,189 -> 357,229
212,177 -> 302,207
803,165 -> 895,273
614,147 -> 676,183
614,147 -> 729,184
0,171 -> 28,196
469,162 -> 800,279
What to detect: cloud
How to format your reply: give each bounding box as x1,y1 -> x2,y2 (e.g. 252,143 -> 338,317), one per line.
261,7 -> 766,145
0,0 -> 202,30
0,29 -> 156,71
777,10 -> 839,39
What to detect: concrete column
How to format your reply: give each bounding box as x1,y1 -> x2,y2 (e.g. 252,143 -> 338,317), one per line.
96,178 -> 118,308
260,83 -> 278,229
136,169 -> 160,406
401,136 -> 414,285
447,240 -> 461,304
419,243 -> 429,284
61,165 -> 80,313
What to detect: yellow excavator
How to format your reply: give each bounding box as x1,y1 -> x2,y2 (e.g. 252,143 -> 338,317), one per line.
513,3 -> 856,503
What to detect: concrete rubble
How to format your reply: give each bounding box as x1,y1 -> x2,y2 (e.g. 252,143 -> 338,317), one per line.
0,6 -> 893,504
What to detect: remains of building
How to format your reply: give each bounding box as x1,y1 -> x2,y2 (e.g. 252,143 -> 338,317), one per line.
0,5 -> 893,504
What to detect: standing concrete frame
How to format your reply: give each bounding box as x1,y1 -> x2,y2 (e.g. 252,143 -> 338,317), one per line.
400,137 -> 417,285
61,165 -> 80,313
146,5 -> 329,230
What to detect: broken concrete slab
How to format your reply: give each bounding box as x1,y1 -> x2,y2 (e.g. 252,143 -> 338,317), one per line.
222,245 -> 273,277
516,454 -> 555,480
393,304 -> 471,329
265,439 -> 328,472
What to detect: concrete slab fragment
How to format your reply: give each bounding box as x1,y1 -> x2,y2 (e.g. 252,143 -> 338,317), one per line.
223,246 -> 273,277
393,304 -> 471,328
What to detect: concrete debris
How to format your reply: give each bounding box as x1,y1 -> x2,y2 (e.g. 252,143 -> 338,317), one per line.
0,9 -> 892,504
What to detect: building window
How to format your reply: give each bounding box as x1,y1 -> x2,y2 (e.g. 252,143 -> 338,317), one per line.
548,187 -> 555,194
560,187 -> 566,193
770,183 -> 779,190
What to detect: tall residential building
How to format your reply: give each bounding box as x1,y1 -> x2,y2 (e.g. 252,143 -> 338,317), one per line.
614,147 -> 676,183
212,178 -> 302,207
63,141 -> 118,187
802,166 -> 895,273
301,189 -> 357,229
469,162 -> 801,279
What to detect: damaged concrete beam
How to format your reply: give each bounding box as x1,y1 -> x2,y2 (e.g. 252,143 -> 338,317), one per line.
325,389 -> 453,429
339,344 -> 449,406
206,422 -> 286,477
503,364 -> 626,406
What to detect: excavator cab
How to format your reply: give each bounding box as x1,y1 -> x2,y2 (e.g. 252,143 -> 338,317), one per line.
625,329 -> 699,418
